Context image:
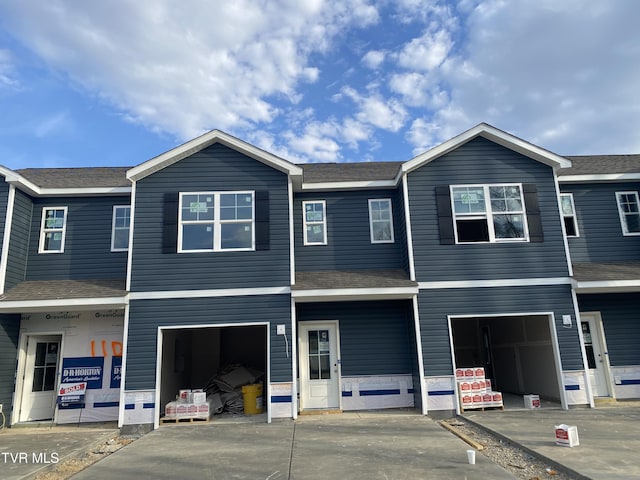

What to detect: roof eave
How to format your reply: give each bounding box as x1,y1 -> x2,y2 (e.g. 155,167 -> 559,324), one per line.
127,130 -> 303,182
402,123 -> 572,174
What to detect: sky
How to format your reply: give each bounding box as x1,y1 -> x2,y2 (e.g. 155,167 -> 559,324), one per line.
0,0 -> 639,170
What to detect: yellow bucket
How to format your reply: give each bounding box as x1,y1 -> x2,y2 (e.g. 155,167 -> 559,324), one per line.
241,383 -> 264,415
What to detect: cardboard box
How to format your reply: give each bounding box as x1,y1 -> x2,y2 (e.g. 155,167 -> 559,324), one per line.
474,367 -> 485,379
555,424 -> 579,447
459,382 -> 472,393
455,368 -> 465,380
524,394 -> 541,409
178,389 -> 191,402
165,401 -> 177,419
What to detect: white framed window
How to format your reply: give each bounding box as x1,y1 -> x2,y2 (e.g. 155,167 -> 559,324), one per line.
178,191 -> 254,252
303,200 -> 327,245
111,205 -> 131,251
368,198 -> 394,243
39,207 -> 68,253
560,193 -> 579,237
451,184 -> 528,243
615,191 -> 640,236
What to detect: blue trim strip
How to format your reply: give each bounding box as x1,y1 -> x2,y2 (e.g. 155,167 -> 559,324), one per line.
360,389 -> 401,396
94,402 -> 119,408
143,403 -> 155,409
408,389 -> 415,394
621,379 -> 640,385
124,403 -> 135,410
428,390 -> 455,396
341,391 -> 353,397
271,395 -> 292,403
565,385 -> 580,391
58,403 -> 86,410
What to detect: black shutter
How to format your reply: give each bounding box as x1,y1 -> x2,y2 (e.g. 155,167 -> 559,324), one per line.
523,184 -> 544,242
255,190 -> 270,251
162,192 -> 179,253
435,186 -> 455,245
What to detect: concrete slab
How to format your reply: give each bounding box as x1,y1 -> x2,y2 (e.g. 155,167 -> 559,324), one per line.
465,402 -> 640,480
0,424 -> 118,480
71,413 -> 517,480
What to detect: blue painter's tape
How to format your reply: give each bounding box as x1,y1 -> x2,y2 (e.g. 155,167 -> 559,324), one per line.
341,391 -> 353,397
143,403 -> 155,409
620,379 -> 640,385
124,403 -> 135,410
93,402 -> 119,408
428,390 -> 455,396
565,384 -> 580,391
271,395 -> 292,403
360,389 -> 401,396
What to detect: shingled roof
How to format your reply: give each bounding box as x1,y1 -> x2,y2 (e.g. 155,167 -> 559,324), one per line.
293,269 -> 417,290
0,279 -> 127,302
560,155 -> 640,176
16,167 -> 132,188
301,162 -> 402,183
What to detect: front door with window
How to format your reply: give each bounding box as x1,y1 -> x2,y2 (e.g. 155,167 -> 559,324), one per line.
581,314 -> 611,397
20,335 -> 61,421
299,322 -> 340,410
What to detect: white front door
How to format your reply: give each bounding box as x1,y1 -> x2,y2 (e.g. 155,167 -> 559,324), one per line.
581,314 -> 611,397
299,322 -> 340,410
20,335 -> 61,421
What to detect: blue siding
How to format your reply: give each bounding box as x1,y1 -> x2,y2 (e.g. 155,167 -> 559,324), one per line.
408,137 -> 570,282
297,300 -> 416,376
5,190 -> 32,290
0,180 -> 8,257
26,196 -> 130,280
294,189 -> 407,271
561,182 -> 640,262
577,293 -> 640,366
125,294 -> 292,390
0,314 -> 19,418
418,284 -> 582,376
130,144 -> 290,291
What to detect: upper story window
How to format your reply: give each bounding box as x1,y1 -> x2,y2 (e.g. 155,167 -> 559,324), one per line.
111,205 -> 131,251
560,193 -> 579,237
451,184 -> 528,243
178,191 -> 254,252
39,207 -> 68,253
303,200 -> 327,245
615,191 -> 640,236
368,199 -> 394,243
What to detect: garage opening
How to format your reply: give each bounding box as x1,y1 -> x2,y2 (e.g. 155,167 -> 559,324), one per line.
451,315 -> 562,410
159,324 -> 268,423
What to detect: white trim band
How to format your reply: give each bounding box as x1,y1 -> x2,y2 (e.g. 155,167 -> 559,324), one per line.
292,287 -> 418,302
558,173 -> 640,183
0,297 -> 127,312
129,286 -> 291,300
419,277 -> 573,290
576,280 -> 640,293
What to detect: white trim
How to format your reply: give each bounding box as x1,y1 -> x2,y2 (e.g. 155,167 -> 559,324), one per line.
290,297 -> 298,419
447,316 -> 461,415
129,286 -> 290,300
300,180 -> 397,191
288,178 -> 296,286
402,123 -> 572,174
0,297 -> 127,313
111,205 -> 131,252
447,311 -> 569,410
292,287 -> 419,303
573,300 -> 594,407
575,280 -> 640,293
412,296 -> 427,415
615,191 -> 640,236
178,191 -> 255,252
302,200 -> 327,246
555,176 -> 575,278
38,206 -> 68,254
450,183 -> 529,244
118,303 -> 131,428
559,173 -> 640,183
126,182 -> 137,292
127,129 -> 302,182
0,185 -> 16,294
419,277 -> 573,289
153,321 -> 271,429
402,175 -> 416,281
368,198 -> 395,244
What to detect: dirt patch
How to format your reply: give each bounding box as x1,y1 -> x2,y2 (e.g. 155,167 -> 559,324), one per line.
34,436 -> 136,480
441,417 -> 580,480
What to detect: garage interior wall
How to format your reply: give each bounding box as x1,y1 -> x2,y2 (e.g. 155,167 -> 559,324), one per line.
452,315 -> 561,401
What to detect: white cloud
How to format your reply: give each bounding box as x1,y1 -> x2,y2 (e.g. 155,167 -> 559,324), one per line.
396,28 -> 453,72
361,50 -> 385,69
0,49 -> 19,89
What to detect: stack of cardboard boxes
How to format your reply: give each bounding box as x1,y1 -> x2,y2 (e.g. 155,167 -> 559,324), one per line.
455,367 -> 504,411
164,388 -> 220,422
